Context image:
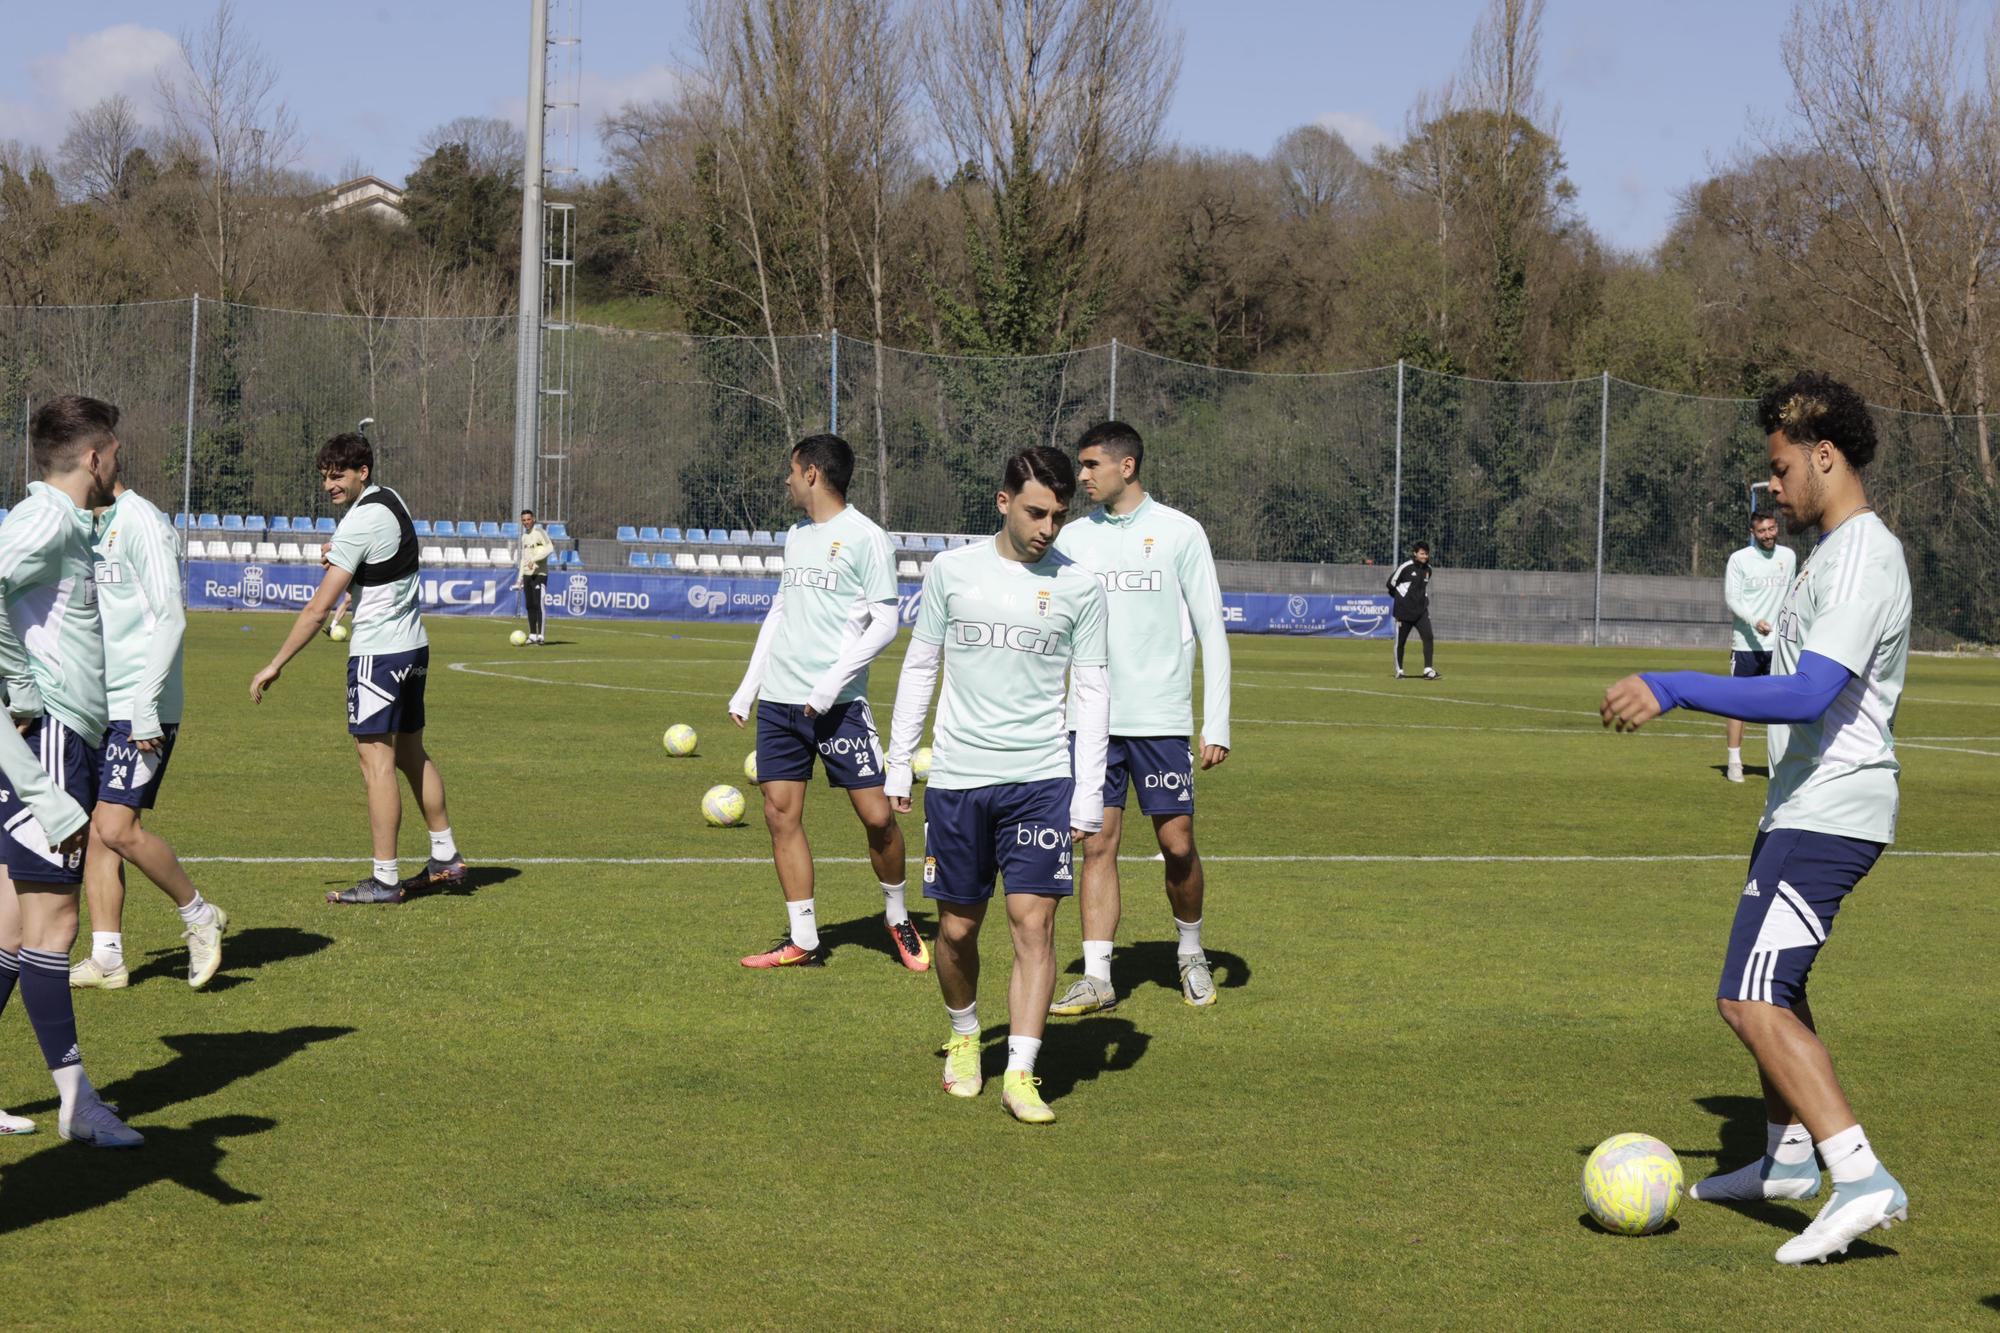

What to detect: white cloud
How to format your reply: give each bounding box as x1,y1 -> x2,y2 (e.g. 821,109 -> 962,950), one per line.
0,24 -> 180,152
1315,111 -> 1392,158
495,62 -> 680,130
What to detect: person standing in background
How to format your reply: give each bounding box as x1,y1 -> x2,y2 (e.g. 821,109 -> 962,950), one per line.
1722,512 -> 1797,782
1388,542 -> 1438,679
513,509 -> 555,646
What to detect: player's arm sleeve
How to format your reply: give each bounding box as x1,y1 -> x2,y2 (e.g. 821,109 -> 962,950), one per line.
883,637 -> 940,801
1640,651 -> 1851,724
1068,663 -> 1109,833
129,522 -> 186,741
324,509 -> 380,576
1178,527 -> 1232,751
807,601 -> 900,714
728,588 -> 785,718
0,520 -> 54,718
1386,561 -> 1408,597
0,720 -> 86,845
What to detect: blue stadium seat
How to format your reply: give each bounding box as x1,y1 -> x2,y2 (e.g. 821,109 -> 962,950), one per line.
478,520 -> 502,539
727,528 -> 752,545
660,527 -> 683,543
617,526 -> 639,542
271,516 -> 292,533
750,530 -> 776,545
685,527 -> 709,543
925,535 -> 946,551
412,520 -> 431,537
638,526 -> 660,542
456,520 -> 479,538
221,515 -> 244,531
293,517 -> 314,533
173,513 -> 190,529
245,516 -> 266,533
546,522 -> 568,540
315,517 -> 336,535
628,551 -> 651,568
560,549 -> 581,567
502,521 -> 522,539
198,514 -> 221,530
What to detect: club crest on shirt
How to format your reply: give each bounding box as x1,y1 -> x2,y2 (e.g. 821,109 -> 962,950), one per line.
1142,536 -> 1155,559
828,540 -> 842,562
1035,588 -> 1051,617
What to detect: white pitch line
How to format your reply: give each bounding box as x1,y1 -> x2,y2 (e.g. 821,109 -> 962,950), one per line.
179,850 -> 2000,867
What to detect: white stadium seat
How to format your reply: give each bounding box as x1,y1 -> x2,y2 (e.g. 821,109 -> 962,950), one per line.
275,543 -> 305,563
486,547 -> 511,567
442,546 -> 467,565
185,540 -> 208,560
896,558 -> 921,578
761,555 -> 784,573
228,541 -> 253,562
696,553 -> 722,573
719,553 -> 744,573
674,553 -> 698,572
253,541 -> 280,562
420,545 -> 447,565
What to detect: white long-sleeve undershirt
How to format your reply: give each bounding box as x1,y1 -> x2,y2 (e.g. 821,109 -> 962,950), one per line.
807,600 -> 900,713
727,588 -> 785,718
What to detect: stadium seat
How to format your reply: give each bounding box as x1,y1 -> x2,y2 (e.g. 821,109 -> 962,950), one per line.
727,528 -> 751,545
719,554 -> 744,573
897,559 -> 921,578
246,516 -> 267,533
419,544 -> 446,565
251,540 -> 279,560
227,540 -> 253,561
673,553 -> 698,572
925,535 -> 946,551
173,512 -> 189,529
628,551 -> 651,568
453,520 -> 477,538
275,543 -> 305,563
696,553 -> 722,573
197,514 -> 221,530
502,521 -> 521,539
221,515 -> 244,531
315,517 -> 336,535
685,527 -> 709,543
441,546 -> 467,565
750,530 -> 776,545
478,520 -> 502,539
638,526 -> 661,543
546,522 -> 568,540
412,519 -> 432,537
184,540 -> 207,560
617,526 -> 639,542
293,516 -> 313,533
485,548 -> 511,567
270,516 -> 291,533
660,526 -> 683,543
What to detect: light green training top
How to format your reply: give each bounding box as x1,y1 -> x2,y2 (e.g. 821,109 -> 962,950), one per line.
912,538 -> 1109,789
762,505 -> 897,706
1725,542 -> 1797,652
95,488 -> 186,739
1763,510 -> 1910,844
0,481 -> 108,842
326,485 -> 428,656
1053,494 -> 1232,749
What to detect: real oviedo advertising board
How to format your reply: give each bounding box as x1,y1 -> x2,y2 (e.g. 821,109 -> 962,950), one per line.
185,562 -> 1394,638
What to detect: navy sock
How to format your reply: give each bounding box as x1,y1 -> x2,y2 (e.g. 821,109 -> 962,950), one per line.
0,947 -> 17,1019
17,948 -> 81,1070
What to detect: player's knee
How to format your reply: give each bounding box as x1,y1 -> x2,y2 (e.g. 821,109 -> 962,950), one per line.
762,796 -> 801,831
91,808 -> 140,856
1716,996 -> 1767,1035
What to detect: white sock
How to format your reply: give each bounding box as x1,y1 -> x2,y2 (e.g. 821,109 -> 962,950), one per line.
882,881 -> 909,928
91,932 -> 123,967
1770,1122 -> 1815,1166
1006,1035 -> 1041,1074
373,859 -> 399,887
787,897 -> 819,951
1174,916 -> 1203,954
1817,1123 -> 1880,1185
1082,939 -> 1113,984
176,892 -> 211,928
1728,746 -> 1743,765
946,1001 -> 978,1036
429,827 -> 458,862
52,1063 -> 90,1116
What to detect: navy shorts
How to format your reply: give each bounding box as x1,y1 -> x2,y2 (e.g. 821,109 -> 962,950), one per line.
348,647 -> 429,736
756,700 -> 885,789
0,716 -> 101,884
1719,828 -> 1883,1008
921,777 -> 1075,903
1731,650 -> 1774,678
98,721 -> 179,811
1100,736 -> 1195,816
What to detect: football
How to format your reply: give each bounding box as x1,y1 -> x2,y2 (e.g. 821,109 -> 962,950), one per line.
1582,1133 -> 1684,1235
662,724 -> 698,756
509,630 -> 528,646
911,745 -> 933,781
328,622 -> 349,642
702,784 -> 747,827
743,750 -> 759,783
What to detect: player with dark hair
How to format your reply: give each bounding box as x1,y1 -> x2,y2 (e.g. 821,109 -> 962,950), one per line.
1602,370 -> 1912,1265
513,508 -> 555,645
885,445 -> 1110,1124
1050,420 -> 1232,1014
1722,511 -> 1795,782
0,394 -> 143,1145
729,433 -> 916,969
1387,542 -> 1437,679
249,433 -> 465,904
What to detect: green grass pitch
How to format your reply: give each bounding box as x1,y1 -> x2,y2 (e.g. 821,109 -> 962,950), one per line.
4,614 -> 1997,1327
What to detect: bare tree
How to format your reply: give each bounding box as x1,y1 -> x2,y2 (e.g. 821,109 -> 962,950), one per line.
840,0 -> 911,514
57,96 -> 148,203
1272,125 -> 1364,221
418,117 -> 527,181
156,0 -> 302,299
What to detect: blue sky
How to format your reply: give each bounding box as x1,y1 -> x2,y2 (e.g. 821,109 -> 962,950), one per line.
0,0 -> 1795,253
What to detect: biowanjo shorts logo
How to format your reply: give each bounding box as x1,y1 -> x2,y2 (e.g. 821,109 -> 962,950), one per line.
1015,825 -> 1068,850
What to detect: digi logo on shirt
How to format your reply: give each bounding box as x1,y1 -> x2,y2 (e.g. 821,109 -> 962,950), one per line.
1094,570 -> 1164,593
952,621 -> 1064,656
784,567 -> 840,592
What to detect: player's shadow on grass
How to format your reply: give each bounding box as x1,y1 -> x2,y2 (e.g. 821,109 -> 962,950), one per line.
817,910 -> 937,964
0,1114 -> 275,1235
11,1025 -> 354,1121
1091,940 -> 1251,998
975,1017 -> 1150,1101
1979,1294 -> 2000,1315
125,926 -> 333,992
403,865 -> 522,900
1710,763 -> 1770,780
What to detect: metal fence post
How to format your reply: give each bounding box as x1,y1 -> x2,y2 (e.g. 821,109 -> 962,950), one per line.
1391,359 -> 1405,566
182,295 -> 200,531
828,328 -> 839,434
1593,370 -> 1609,648
21,395 -> 31,491
1108,338 -> 1119,419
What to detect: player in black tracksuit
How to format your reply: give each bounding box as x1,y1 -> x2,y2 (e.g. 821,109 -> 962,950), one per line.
1387,542 -> 1437,678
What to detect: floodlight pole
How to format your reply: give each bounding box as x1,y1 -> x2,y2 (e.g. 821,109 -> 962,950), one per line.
182,294 -> 200,538
1593,371 -> 1610,648
1391,359 -> 1404,566
511,0 -> 550,520
829,328 -> 839,433
1108,338 -> 1119,419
